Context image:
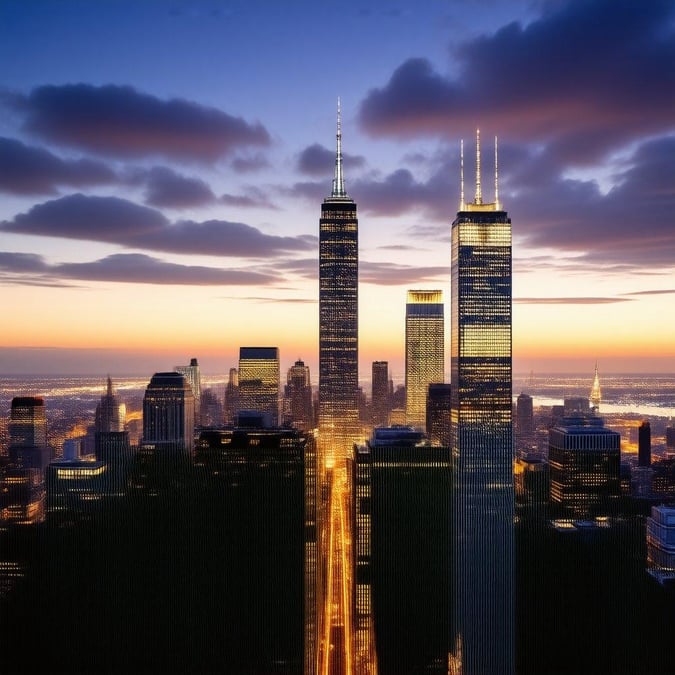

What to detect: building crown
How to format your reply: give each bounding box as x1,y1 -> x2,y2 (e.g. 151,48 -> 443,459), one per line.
460,129 -> 501,212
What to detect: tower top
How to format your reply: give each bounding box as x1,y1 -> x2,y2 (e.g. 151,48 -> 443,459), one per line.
590,362 -> 602,411
459,129 -> 502,212
331,97 -> 347,198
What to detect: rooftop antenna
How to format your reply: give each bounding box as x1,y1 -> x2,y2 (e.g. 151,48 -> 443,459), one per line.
331,97 -> 346,197
459,139 -> 465,210
494,135 -> 500,210
475,128 -> 482,205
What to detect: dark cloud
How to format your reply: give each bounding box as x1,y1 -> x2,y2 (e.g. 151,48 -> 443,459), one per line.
7,84 -> 270,161
0,250 -> 278,286
296,143 -> 366,176
231,153 -> 270,173
141,166 -> 216,208
1,194 -> 316,258
514,297 -> 633,305
358,0 -> 675,165
220,186 -> 277,209
0,136 -> 116,195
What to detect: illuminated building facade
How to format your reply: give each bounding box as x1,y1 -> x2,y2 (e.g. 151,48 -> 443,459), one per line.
319,101 -> 359,459
238,347 -> 280,427
426,382 -> 452,447
405,290 -> 444,430
590,362 -> 602,411
0,397 -> 51,525
353,427 -> 451,674
548,414 -> 620,517
141,372 -> 195,453
647,505 -> 675,584
175,358 -> 202,425
282,358 -> 314,430
450,132 -> 514,675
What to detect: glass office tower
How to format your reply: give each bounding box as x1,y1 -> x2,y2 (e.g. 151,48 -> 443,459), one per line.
238,347 -> 280,427
319,101 -> 359,460
405,290 -> 444,430
450,132 -> 514,675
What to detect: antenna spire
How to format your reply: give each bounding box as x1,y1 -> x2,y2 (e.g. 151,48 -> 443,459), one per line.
475,128 -> 482,205
460,139 -> 465,210
494,135 -> 500,210
331,97 -> 346,197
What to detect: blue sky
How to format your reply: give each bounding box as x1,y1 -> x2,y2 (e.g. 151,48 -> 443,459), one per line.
0,0 -> 674,377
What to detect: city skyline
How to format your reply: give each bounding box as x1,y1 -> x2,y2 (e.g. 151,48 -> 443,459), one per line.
1,0 -> 674,378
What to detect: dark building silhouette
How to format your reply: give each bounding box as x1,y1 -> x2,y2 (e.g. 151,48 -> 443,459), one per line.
371,361 -> 390,428
353,427 -> 451,674
426,383 -> 451,446
194,424 -> 315,673
638,419 -> 651,467
283,359 -> 314,430
450,132 -> 514,674
319,101 -> 359,459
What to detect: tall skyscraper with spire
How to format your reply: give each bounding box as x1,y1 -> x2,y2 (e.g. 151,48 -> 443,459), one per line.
319,100 -> 359,460
450,131 -> 514,675
590,362 -> 602,411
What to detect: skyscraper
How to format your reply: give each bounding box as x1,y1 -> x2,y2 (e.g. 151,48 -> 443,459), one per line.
175,358 -> 201,425
319,100 -> 359,459
639,419 -> 652,467
371,361 -> 390,428
450,131 -> 514,675
238,347 -> 280,426
95,376 -> 125,433
590,362 -> 602,411
142,372 -> 195,453
405,289 -> 444,430
426,382 -> 452,447
283,358 -> 314,430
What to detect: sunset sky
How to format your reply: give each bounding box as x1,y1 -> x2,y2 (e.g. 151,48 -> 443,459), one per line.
1,0 -> 674,380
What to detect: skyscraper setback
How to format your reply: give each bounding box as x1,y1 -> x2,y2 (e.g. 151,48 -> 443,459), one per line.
318,101 -> 359,459
405,289 -> 444,430
450,131 -> 514,675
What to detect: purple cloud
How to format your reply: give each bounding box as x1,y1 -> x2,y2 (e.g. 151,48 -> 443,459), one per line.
296,143 -> 366,176
0,136 -> 116,195
8,83 -> 270,161
141,166 -> 216,208
358,0 -> 675,165
1,194 -> 316,257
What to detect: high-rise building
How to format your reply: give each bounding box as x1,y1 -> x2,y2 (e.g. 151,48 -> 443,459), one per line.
515,392 -> 535,456
371,361 -> 390,428
95,376 -> 125,434
224,367 -> 239,424
590,362 -> 602,411
426,383 -> 452,447
639,419 -> 651,467
283,359 -> 314,430
405,290 -> 444,430
548,413 -> 621,517
353,427 -> 451,674
1,397 -> 50,524
450,131 -> 514,675
319,100 -> 359,460
141,372 -> 195,453
647,505 -> 675,585
238,347 -> 280,426
175,358 -> 201,425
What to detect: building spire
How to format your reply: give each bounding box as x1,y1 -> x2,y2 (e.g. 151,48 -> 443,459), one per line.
459,139 -> 465,210
590,362 -> 602,411
106,375 -> 113,397
494,135 -> 500,210
331,97 -> 346,197
475,128 -> 482,205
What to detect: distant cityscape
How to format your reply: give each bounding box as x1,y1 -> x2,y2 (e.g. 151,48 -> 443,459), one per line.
2,120 -> 675,675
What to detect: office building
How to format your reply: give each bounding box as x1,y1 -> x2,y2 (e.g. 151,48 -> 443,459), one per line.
638,419 -> 651,467
667,424 -> 675,451
450,132 -> 514,675
141,372 -> 195,453
353,427 -> 451,674
175,358 -> 201,425
194,425 -> 314,672
1,397 -> 50,525
224,367 -> 239,424
283,359 -> 314,430
319,100 -> 359,460
548,414 -> 621,518
95,376 -> 125,434
238,347 -> 280,427
426,383 -> 452,446
405,290 -> 444,430
647,505 -> 675,585
515,392 -> 534,456
371,361 -> 390,428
